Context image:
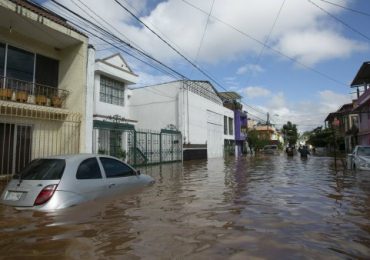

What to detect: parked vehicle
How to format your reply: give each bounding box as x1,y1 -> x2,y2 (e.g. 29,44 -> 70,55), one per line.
0,154 -> 155,211
349,145 -> 370,171
262,145 -> 279,155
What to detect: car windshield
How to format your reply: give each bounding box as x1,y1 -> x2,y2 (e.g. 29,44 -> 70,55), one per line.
357,147 -> 370,156
14,159 -> 66,180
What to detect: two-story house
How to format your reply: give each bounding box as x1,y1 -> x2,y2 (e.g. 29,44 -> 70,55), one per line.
0,0 -> 90,176
350,61 -> 370,146
91,53 -> 138,160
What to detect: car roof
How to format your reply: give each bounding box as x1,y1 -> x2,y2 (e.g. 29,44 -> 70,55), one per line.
41,154 -> 118,161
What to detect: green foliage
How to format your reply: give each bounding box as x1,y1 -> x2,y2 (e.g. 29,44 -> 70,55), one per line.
247,129 -> 270,151
306,126 -> 334,147
282,121 -> 298,146
116,148 -> 127,160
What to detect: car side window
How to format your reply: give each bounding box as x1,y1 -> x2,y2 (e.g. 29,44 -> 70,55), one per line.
76,158 -> 102,179
100,158 -> 135,178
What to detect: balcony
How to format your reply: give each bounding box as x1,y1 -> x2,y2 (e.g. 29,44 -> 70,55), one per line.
0,77 -> 69,108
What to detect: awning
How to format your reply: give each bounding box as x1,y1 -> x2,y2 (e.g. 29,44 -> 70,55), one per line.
351,61 -> 370,86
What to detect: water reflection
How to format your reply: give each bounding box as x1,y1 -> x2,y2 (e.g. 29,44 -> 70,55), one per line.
0,155 -> 369,258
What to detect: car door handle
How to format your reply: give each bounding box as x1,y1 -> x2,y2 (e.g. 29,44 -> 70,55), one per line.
108,184 -> 116,189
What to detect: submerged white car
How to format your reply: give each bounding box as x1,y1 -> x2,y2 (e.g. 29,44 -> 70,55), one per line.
0,154 -> 154,211
351,145 -> 370,171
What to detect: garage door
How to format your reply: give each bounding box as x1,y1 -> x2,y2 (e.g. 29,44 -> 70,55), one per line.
207,111 -> 223,158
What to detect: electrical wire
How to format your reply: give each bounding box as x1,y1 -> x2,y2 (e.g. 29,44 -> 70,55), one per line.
317,0 -> 370,18
192,0 -> 215,72
244,0 -> 286,87
181,0 -> 347,87
112,0 -> 242,98
36,0 -> 274,120
308,0 -> 370,41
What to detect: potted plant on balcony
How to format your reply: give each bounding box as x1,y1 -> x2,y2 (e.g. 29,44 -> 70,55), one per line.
0,88 -> 13,100
15,90 -> 28,103
51,95 -> 63,108
35,87 -> 47,106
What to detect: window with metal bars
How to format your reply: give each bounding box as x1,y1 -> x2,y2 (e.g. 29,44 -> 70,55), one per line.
99,75 -> 125,106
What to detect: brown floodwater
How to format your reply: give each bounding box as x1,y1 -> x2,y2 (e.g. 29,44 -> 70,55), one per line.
0,155 -> 369,259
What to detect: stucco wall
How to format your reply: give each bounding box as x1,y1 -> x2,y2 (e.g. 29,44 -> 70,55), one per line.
130,82 -> 180,130
94,74 -> 135,121
0,0 -> 89,153
59,43 -> 88,152
130,81 -> 234,143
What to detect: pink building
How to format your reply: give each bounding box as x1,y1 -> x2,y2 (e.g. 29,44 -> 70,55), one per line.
351,62 -> 370,145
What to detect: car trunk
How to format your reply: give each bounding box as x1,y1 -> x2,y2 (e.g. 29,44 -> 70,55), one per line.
1,158 -> 65,207
1,179 -> 60,207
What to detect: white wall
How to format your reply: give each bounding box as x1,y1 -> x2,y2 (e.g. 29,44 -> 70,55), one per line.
93,55 -> 138,121
129,82 -> 180,130
130,81 -> 235,158
186,90 -> 233,144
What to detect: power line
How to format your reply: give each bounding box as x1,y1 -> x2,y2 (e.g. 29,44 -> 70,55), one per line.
112,0 -> 271,117
308,0 -> 370,41
317,0 -> 370,18
39,0 -> 272,118
192,0 -> 215,71
112,0 -> 237,96
181,0 -> 347,87
245,0 -> 286,87
47,0 -> 187,80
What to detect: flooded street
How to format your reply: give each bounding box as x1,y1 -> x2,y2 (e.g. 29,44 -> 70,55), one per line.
1,155 -> 370,259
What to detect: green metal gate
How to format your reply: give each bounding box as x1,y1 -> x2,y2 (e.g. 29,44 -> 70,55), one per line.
93,119 -> 182,167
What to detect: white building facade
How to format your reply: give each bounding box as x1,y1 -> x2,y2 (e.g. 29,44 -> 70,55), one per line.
91,53 -> 138,158
130,80 -> 234,160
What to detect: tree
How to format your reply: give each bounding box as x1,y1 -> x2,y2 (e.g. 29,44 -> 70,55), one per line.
282,121 -> 298,146
247,129 -> 270,152
305,126 -> 335,148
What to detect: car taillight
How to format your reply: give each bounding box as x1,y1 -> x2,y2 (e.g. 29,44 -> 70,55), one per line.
34,184 -> 58,206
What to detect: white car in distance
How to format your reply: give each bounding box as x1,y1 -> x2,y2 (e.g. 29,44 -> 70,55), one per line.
350,145 -> 370,171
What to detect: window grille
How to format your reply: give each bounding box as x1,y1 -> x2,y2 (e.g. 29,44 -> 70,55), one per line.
100,76 -> 125,106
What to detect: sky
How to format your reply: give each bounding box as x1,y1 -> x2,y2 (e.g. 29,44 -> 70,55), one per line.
37,0 -> 370,132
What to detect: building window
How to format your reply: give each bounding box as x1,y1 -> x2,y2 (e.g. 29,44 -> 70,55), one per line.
0,43 -> 5,77
35,54 -> 59,88
100,75 -> 125,106
6,46 -> 34,82
224,116 -> 227,135
0,42 -> 59,89
228,117 -> 233,135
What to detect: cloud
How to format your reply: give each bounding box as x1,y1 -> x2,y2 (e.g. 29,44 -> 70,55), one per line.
318,90 -> 351,112
42,0 -> 367,68
243,86 -> 271,99
276,29 -> 368,66
236,64 -> 264,75
248,90 -> 351,132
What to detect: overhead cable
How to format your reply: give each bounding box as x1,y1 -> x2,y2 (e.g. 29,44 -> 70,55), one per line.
308,0 -> 370,41
181,0 -> 347,87
317,0 -> 370,18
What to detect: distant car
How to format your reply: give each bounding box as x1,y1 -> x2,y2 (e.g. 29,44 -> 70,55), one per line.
350,145 -> 370,170
0,154 -> 155,211
262,145 -> 279,154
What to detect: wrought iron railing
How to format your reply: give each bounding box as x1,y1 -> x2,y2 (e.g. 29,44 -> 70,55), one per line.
0,77 -> 69,108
